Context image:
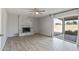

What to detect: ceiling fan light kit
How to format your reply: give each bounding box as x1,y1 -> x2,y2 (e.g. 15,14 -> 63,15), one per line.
29,8 -> 45,15
35,12 -> 39,15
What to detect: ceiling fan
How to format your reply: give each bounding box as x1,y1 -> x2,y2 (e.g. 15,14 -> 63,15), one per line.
29,8 -> 45,15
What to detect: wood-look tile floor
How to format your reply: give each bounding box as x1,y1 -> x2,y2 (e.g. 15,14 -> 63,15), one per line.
3,35 -> 52,51
3,34 -> 79,51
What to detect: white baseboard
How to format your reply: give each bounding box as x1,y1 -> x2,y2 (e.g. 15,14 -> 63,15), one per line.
35,33 -> 52,37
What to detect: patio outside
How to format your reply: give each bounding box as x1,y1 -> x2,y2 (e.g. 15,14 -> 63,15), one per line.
54,17 -> 78,43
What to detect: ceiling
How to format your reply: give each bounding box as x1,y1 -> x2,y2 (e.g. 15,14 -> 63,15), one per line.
6,8 -> 73,18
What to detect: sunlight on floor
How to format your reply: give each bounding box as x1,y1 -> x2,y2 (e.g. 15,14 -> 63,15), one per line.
52,37 -> 79,51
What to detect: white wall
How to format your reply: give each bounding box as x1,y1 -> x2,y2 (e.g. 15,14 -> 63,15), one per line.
0,8 -> 8,50
7,14 -> 39,37
0,8 -> 2,50
38,15 -> 53,36
0,9 -> 2,34
32,18 -> 39,33
7,14 -> 18,37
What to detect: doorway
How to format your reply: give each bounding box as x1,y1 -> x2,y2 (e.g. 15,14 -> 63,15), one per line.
53,16 -> 78,43
64,16 -> 78,43
53,18 -> 63,40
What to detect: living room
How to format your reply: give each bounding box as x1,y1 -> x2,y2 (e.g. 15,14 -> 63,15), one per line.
0,8 -> 79,51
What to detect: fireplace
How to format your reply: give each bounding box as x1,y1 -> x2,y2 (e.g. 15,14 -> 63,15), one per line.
19,27 -> 33,36
22,27 -> 30,33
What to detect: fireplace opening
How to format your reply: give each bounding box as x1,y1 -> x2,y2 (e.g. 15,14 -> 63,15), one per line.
22,27 -> 30,33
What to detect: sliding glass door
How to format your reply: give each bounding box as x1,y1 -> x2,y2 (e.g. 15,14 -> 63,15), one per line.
54,18 -> 63,40
53,16 -> 78,43
64,16 -> 78,43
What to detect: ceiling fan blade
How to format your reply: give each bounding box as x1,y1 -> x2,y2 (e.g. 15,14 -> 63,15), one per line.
32,8 -> 38,12
38,10 -> 45,12
28,8 -> 45,15
29,11 -> 34,12
39,12 -> 42,14
33,8 -> 45,12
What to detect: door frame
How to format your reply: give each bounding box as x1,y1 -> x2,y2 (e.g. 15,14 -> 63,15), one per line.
52,9 -> 79,45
